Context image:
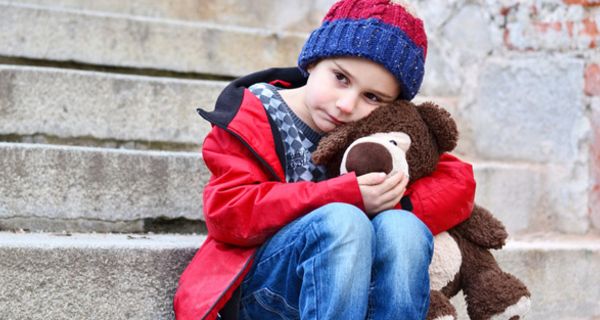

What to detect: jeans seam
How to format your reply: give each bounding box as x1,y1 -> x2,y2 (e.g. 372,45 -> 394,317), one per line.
308,222 -> 323,320
365,281 -> 376,320
417,288 -> 430,320
366,251 -> 378,320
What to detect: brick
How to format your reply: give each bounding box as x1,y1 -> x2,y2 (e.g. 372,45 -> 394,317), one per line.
564,0 -> 600,6
502,2 -> 600,51
585,63 -> 600,96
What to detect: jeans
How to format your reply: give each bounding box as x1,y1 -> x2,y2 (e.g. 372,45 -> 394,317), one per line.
238,203 -> 434,320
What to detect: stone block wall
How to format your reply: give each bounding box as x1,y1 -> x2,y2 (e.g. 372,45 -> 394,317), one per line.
412,0 -> 600,236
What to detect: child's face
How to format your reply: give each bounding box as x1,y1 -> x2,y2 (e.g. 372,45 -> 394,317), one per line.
304,57 -> 400,133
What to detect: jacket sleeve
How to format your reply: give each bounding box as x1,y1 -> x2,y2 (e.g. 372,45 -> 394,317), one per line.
201,126 -> 364,247
398,153 -> 476,235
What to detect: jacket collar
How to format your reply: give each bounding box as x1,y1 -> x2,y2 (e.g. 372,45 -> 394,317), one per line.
197,67 -> 308,181
198,67 -> 307,128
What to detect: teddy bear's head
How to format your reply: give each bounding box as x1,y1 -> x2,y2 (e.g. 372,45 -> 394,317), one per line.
312,100 -> 458,181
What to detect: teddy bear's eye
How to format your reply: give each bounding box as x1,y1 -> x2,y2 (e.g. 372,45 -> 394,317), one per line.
389,140 -> 398,146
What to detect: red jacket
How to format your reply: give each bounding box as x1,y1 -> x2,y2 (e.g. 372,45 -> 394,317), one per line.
174,68 -> 476,320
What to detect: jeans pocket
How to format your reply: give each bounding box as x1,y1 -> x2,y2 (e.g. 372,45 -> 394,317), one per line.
241,287 -> 300,320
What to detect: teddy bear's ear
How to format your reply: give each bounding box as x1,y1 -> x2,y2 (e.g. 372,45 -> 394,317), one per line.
416,102 -> 458,153
312,124 -> 356,165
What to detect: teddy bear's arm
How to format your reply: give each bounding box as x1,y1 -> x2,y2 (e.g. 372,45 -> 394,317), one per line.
451,205 -> 508,249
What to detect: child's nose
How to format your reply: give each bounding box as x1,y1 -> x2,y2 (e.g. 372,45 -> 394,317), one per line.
336,95 -> 358,114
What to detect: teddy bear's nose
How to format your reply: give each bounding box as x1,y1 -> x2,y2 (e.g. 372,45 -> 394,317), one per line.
345,142 -> 393,176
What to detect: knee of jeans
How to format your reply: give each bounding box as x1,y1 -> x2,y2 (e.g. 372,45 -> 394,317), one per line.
372,210 -> 433,255
313,202 -> 374,248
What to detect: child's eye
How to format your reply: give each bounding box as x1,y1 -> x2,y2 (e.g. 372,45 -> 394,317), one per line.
334,72 -> 348,85
364,93 -> 381,103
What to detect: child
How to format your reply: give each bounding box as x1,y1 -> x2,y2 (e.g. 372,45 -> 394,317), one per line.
174,1 -> 475,319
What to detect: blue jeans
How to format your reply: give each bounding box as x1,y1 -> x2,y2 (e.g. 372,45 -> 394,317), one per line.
238,203 -> 434,320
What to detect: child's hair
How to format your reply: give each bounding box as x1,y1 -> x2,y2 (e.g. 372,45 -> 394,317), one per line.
297,0 -> 427,101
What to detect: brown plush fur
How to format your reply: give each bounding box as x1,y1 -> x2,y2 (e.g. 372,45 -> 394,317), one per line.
453,205 -> 508,250
452,229 -> 530,320
313,100 -> 530,320
428,290 -> 458,319
312,101 -> 457,181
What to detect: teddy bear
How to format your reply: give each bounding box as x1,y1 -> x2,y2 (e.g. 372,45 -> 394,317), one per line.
312,101 -> 531,320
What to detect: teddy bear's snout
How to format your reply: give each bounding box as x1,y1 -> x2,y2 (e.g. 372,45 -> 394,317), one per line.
344,142 -> 393,176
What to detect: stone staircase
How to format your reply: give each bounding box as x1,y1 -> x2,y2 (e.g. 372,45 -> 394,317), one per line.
1,1 -> 599,319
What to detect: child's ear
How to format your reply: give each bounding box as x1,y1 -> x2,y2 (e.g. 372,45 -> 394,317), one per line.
416,102 -> 458,153
312,125 -> 356,165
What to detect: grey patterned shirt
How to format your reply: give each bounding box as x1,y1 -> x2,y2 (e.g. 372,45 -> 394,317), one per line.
249,83 -> 327,182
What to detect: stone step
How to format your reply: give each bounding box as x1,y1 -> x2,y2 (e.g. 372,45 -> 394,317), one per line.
460,235 -> 600,320
0,64 -> 221,147
472,161 -> 547,235
0,142 -> 206,233
0,232 -> 204,320
0,65 -> 463,150
0,2 -> 306,77
0,232 -> 598,320
5,0 -> 334,33
0,141 -> 574,235
473,160 -> 592,236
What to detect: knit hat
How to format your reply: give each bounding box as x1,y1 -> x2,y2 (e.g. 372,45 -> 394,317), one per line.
298,0 -> 427,100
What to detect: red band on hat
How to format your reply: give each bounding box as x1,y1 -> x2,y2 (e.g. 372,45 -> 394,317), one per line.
323,0 -> 427,57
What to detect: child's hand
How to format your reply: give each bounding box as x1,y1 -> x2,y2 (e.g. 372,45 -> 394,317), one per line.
357,172 -> 409,216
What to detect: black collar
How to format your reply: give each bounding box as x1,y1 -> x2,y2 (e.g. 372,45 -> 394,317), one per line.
198,67 -> 307,128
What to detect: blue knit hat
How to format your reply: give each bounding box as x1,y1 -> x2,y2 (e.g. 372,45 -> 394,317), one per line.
298,0 -> 427,100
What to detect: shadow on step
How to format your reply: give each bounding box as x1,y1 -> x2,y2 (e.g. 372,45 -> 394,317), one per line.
0,217 -> 207,234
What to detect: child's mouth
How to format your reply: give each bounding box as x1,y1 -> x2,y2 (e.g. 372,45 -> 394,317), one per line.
329,115 -> 346,126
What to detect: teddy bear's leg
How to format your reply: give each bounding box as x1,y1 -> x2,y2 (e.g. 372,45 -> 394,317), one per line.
426,290 -> 457,320
463,269 -> 531,320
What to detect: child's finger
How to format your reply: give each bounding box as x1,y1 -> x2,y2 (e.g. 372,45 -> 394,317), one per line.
378,174 -> 408,203
378,185 -> 405,206
357,172 -> 387,186
385,192 -> 405,211
398,173 -> 409,189
379,172 -> 404,193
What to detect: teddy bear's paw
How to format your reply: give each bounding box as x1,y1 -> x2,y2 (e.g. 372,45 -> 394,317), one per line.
464,270 -> 531,320
426,290 -> 457,320
489,295 -> 531,320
